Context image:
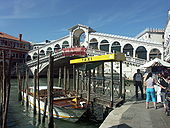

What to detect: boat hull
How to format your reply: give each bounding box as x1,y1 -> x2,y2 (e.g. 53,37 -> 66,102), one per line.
22,92 -> 86,122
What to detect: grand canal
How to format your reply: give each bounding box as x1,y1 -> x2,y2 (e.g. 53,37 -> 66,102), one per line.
7,78 -> 99,128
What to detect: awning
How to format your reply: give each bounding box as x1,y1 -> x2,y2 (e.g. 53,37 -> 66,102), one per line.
139,58 -> 170,68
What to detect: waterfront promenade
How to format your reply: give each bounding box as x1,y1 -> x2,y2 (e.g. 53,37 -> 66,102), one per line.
100,97 -> 170,128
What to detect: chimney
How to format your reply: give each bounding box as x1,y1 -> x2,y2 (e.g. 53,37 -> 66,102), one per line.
19,34 -> 22,41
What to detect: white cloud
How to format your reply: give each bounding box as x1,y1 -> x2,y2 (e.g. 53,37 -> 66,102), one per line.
0,0 -> 71,19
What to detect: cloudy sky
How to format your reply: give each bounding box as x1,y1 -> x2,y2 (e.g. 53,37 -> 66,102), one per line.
0,0 -> 170,43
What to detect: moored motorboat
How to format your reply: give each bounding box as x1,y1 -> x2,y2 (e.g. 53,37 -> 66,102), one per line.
22,86 -> 87,122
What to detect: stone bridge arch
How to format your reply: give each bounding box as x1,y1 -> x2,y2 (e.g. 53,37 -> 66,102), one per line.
89,38 -> 98,49
123,43 -> 134,57
100,39 -> 110,52
111,41 -> 121,53
149,48 -> 161,60
135,46 -> 147,59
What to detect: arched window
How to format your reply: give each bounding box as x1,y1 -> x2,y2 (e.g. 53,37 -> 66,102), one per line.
111,41 -> 121,53
136,46 -> 147,59
100,40 -> 109,52
40,50 -> 45,56
123,44 -> 133,57
62,41 -> 69,48
46,47 -> 53,55
73,29 -> 85,47
54,44 -> 61,52
149,48 -> 161,60
89,38 -> 98,49
80,32 -> 86,43
26,55 -> 31,61
33,52 -> 38,59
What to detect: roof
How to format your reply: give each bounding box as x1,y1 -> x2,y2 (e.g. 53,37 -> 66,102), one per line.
139,58 -> 170,68
68,24 -> 96,32
136,28 -> 164,39
0,32 -> 30,43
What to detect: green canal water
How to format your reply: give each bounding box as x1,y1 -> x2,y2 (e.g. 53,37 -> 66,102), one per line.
7,78 -> 100,128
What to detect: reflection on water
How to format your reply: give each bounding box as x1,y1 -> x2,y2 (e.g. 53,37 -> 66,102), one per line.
7,78 -> 99,128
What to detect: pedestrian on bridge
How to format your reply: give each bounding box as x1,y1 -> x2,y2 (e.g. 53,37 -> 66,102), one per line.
133,69 -> 144,100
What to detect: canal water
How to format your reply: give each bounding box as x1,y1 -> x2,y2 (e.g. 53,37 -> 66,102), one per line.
7,78 -> 100,128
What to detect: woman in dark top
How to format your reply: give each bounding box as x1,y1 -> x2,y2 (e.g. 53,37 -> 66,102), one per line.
158,73 -> 169,110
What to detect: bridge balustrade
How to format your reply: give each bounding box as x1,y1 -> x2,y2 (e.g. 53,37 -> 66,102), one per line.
86,48 -> 110,56
125,56 -> 147,66
27,47 -> 147,70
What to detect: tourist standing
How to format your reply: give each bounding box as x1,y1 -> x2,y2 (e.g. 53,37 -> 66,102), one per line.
144,72 -> 157,109
133,69 -> 144,99
158,73 -> 169,111
155,73 -> 162,103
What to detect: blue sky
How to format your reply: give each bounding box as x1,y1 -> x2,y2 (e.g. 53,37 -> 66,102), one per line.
0,0 -> 170,43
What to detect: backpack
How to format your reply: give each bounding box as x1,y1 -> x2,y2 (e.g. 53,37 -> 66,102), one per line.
135,73 -> 142,81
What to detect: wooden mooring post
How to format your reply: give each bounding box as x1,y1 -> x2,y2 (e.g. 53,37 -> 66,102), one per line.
63,66 -> 67,92
72,65 -> 76,91
102,63 -> 105,94
33,69 -> 37,115
25,68 -> 29,108
119,61 -> 123,98
37,49 -> 41,123
16,64 -> 22,101
1,52 -> 12,128
87,70 -> 91,105
76,68 -> 79,99
2,50 -> 6,128
3,56 -> 12,128
67,68 -> 70,91
47,54 -> 54,128
110,61 -> 114,107
58,67 -> 61,87
42,98 -> 47,123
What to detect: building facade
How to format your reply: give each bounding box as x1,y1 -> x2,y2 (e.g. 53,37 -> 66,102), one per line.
0,32 -> 31,66
164,10 -> 170,62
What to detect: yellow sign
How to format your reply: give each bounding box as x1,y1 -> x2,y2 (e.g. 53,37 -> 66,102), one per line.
70,53 -> 125,64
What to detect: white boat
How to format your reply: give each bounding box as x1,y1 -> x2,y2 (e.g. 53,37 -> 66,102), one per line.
22,86 -> 87,122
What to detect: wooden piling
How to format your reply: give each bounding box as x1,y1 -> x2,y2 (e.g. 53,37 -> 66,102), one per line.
119,61 -> 123,98
58,68 -> 61,87
18,71 -> 22,101
67,68 -> 70,91
37,49 -> 41,123
92,69 -> 95,92
47,54 -> 54,128
73,65 -> 76,91
16,64 -> 22,101
87,70 -> 91,105
25,68 -> 29,108
2,50 -> 6,128
42,98 -> 47,123
2,51 -> 6,113
22,75 -> 25,105
33,69 -> 37,115
102,63 -> 105,94
2,56 -> 12,128
76,69 -> 79,98
63,66 -> 67,91
110,61 -> 114,107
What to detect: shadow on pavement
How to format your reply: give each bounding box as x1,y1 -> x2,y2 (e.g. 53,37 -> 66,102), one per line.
108,123 -> 132,128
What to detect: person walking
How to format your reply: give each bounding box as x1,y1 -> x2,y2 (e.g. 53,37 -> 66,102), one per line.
133,69 -> 144,99
144,72 -> 157,109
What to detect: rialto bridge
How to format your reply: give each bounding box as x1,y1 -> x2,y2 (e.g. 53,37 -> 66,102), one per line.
26,24 -> 163,79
